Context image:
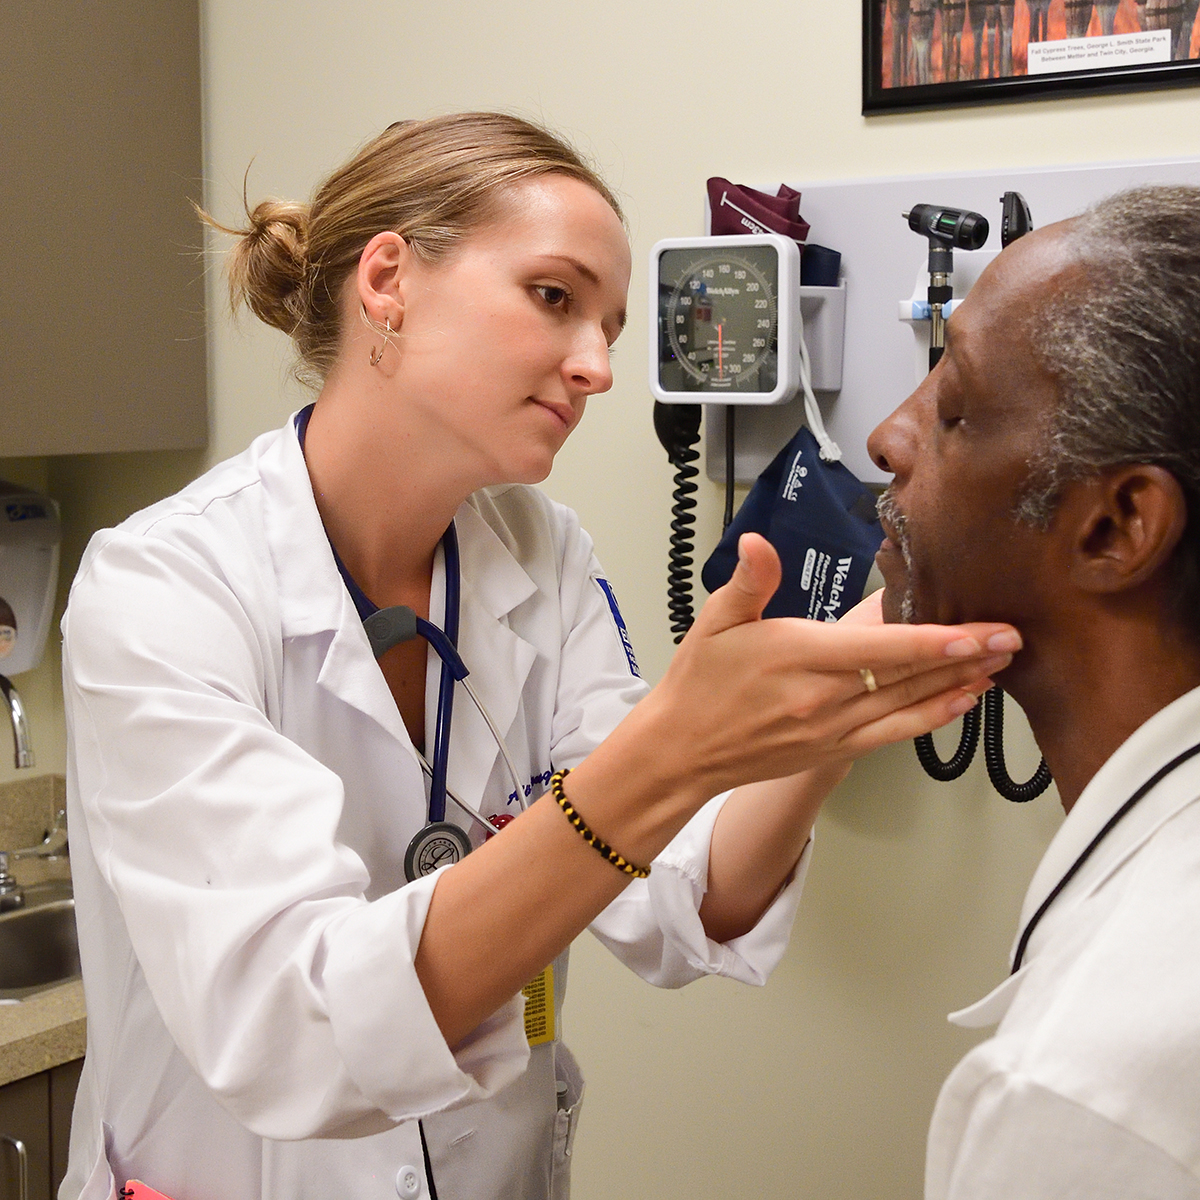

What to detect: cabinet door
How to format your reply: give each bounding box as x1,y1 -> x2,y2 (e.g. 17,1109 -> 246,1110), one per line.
0,1 -> 207,456
0,1073 -> 50,1200
49,1061 -> 82,1198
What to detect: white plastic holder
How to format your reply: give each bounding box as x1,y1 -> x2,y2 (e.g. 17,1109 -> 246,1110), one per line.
799,283 -> 848,392
897,250 -> 999,385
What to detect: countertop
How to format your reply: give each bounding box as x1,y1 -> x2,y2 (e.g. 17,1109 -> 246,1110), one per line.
0,978 -> 85,1087
0,774 -> 86,1086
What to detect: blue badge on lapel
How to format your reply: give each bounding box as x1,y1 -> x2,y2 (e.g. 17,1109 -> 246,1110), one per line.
594,576 -> 641,677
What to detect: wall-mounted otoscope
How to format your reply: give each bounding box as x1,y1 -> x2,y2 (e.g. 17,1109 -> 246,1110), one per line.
902,204 -> 989,372
905,191 -> 1053,804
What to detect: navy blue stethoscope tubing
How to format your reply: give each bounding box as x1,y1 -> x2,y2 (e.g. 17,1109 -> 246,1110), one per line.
427,523 -> 459,823
295,404 -> 459,821
350,522 -> 461,823
326,521 -> 461,820
294,404 -> 523,829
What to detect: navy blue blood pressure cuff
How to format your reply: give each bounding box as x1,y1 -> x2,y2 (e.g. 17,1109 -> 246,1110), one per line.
701,426 -> 883,622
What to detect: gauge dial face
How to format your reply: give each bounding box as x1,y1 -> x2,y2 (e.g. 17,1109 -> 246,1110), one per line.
657,244 -> 779,395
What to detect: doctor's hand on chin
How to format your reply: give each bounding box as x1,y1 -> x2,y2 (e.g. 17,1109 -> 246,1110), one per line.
416,531 -> 1021,1048
622,530 -> 1020,943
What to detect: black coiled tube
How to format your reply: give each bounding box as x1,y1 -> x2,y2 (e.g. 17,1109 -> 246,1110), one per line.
914,685 -> 1053,801
983,686 -> 1053,802
653,401 -> 702,644
667,437 -> 700,643
913,705 -> 981,781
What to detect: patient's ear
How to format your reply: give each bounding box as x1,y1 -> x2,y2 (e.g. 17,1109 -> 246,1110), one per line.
1062,465 -> 1187,594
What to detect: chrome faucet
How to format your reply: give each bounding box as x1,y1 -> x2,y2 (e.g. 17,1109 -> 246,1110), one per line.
13,806 -> 67,861
0,853 -> 24,911
0,675 -> 33,770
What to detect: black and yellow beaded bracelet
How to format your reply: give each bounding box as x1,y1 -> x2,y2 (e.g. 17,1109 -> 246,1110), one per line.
549,768 -> 651,879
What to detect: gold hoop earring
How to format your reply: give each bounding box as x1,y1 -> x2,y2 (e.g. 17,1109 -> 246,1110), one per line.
359,302 -> 398,367
369,318 -> 391,367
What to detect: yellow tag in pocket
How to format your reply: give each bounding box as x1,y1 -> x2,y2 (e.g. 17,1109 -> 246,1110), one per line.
522,964 -> 555,1046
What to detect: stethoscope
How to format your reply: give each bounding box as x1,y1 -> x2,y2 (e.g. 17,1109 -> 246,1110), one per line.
295,406 -> 526,880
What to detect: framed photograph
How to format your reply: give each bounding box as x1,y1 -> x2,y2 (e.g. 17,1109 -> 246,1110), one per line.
864,0 -> 1200,112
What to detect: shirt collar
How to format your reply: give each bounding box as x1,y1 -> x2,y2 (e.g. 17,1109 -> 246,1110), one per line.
1014,682 -> 1200,963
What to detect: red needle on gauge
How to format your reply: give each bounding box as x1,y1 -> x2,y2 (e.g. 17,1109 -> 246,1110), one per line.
717,323 -> 723,378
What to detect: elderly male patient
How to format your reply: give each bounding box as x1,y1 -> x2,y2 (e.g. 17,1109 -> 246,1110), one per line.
868,185 -> 1200,1199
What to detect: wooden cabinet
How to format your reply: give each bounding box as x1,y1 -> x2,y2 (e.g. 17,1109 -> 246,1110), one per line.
0,1074 -> 49,1200
0,3 -> 207,457
0,1059 -> 82,1200
49,1061 -> 81,1199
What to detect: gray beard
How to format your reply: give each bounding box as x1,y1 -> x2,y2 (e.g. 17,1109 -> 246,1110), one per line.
875,486 -> 916,624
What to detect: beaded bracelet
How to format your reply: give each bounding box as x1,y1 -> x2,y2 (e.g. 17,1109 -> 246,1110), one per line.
549,769 -> 651,879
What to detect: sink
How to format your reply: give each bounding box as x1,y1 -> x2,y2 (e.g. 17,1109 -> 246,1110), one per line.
0,890 -> 79,999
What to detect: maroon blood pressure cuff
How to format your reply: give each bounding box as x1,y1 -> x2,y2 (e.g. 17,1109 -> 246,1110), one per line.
707,178 -> 811,244
706,178 -> 841,286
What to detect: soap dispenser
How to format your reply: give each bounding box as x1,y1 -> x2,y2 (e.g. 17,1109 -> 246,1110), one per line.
0,482 -> 61,768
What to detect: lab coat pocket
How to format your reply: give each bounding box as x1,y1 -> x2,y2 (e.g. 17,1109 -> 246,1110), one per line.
78,1137 -> 119,1200
550,1044 -> 585,1200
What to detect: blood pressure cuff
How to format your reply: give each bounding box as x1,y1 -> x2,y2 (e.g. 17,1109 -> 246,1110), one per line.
707,178 -> 811,245
706,176 -> 840,284
701,425 -> 883,622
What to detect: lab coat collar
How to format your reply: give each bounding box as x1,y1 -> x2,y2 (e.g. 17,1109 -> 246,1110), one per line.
948,962 -> 1032,1029
452,493 -> 540,621
256,421 -> 410,746
258,420 -> 540,802
1012,682 -> 1200,967
259,418 -> 353,641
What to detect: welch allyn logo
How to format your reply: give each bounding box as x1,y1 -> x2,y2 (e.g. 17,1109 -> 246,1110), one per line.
800,551 -> 854,621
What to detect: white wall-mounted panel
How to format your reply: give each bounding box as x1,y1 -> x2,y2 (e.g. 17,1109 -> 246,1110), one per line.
712,157 -> 1200,486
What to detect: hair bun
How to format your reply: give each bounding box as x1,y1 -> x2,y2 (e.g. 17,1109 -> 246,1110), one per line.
226,198 -> 312,334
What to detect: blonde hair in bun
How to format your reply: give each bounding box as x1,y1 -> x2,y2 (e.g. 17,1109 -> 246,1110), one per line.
199,112 -> 623,385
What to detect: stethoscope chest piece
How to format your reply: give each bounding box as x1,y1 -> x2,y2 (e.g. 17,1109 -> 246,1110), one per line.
405,821 -> 473,881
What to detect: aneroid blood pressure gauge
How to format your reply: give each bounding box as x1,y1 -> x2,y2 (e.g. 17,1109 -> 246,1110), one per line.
650,233 -> 801,405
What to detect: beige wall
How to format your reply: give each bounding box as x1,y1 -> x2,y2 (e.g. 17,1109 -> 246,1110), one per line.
5,1 -> 1199,1196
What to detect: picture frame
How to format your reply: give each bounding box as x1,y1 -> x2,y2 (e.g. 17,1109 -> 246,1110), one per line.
863,0 -> 1200,112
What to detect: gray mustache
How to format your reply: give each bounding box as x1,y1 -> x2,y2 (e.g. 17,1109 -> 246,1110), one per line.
875,486 -> 907,536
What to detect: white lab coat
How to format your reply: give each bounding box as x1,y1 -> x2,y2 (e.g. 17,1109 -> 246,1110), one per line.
59,419 -> 806,1200
927,683 -> 1200,1199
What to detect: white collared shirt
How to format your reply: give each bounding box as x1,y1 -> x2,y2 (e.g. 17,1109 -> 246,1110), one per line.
928,684 -> 1200,1199
59,417 -> 807,1200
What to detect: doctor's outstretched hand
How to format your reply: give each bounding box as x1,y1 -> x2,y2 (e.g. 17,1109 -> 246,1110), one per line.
417,532 -> 1022,1045
649,530 -> 1022,942
649,530 -> 1021,793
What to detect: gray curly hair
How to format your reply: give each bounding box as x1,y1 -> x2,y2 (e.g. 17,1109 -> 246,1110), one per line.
1019,184 -> 1200,625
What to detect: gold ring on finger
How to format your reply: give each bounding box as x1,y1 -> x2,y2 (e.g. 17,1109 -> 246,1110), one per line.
859,667 -> 878,693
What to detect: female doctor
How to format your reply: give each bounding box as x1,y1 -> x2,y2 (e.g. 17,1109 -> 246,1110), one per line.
59,113 -> 1018,1200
